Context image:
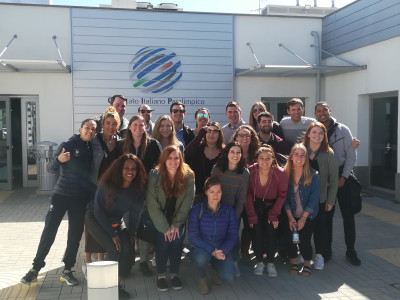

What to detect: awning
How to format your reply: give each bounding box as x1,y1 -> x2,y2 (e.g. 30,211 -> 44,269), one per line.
0,35 -> 71,73
235,64 -> 367,77
0,58 -> 71,73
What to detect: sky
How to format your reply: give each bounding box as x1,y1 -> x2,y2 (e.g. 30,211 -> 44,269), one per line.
51,0 -> 357,14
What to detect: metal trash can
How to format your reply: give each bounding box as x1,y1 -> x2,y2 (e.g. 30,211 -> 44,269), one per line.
36,141 -> 58,193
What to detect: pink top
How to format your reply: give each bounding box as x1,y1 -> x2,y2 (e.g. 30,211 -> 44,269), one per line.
245,163 -> 289,224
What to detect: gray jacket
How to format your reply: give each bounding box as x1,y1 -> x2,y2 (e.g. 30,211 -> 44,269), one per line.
327,117 -> 356,179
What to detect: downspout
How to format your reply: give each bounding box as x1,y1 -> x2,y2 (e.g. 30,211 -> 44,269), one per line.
311,31 -> 321,102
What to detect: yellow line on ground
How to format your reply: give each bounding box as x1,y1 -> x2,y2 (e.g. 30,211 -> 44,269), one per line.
361,202 -> 400,227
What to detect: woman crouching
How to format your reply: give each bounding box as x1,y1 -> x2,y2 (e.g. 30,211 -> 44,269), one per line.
85,154 -> 147,298
188,176 -> 238,295
146,145 -> 195,292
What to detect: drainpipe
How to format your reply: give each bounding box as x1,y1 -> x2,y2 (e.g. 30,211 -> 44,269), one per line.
311,31 -> 321,102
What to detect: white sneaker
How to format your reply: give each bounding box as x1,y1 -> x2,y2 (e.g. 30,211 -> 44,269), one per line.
314,254 -> 324,270
267,263 -> 277,278
253,262 -> 265,276
297,253 -> 304,264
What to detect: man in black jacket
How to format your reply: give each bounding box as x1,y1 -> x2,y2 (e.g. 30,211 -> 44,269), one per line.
170,101 -> 194,147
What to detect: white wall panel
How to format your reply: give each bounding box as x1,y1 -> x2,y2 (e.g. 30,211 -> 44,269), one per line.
72,8 -> 233,129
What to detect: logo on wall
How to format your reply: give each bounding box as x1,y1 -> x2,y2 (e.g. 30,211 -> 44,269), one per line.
130,47 -> 182,94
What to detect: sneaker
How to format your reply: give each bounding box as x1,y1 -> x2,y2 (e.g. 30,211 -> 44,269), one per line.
139,262 -> 153,277
157,277 -> 168,292
314,254 -> 324,270
60,270 -> 79,286
297,253 -> 304,264
21,269 -> 38,285
234,261 -> 241,277
198,278 -> 209,295
346,250 -> 361,266
267,263 -> 277,278
118,285 -> 131,299
253,262 -> 265,276
171,276 -> 183,290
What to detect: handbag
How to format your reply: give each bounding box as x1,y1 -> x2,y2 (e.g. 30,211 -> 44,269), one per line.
346,171 -> 362,214
136,209 -> 157,245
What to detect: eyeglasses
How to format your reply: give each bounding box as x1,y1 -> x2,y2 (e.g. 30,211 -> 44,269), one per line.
253,108 -> 265,113
197,113 -> 209,118
237,134 -> 251,139
206,129 -> 220,134
172,109 -> 185,114
139,109 -> 153,114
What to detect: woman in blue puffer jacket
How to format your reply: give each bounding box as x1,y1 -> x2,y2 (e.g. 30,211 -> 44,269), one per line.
188,176 -> 238,295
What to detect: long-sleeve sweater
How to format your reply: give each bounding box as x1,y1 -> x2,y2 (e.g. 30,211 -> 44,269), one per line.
211,166 -> 249,219
88,183 -> 145,238
47,134 -> 94,198
188,200 -> 238,255
245,164 -> 288,224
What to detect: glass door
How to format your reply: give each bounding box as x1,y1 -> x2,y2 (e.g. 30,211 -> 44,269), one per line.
370,96 -> 398,190
0,97 -> 12,190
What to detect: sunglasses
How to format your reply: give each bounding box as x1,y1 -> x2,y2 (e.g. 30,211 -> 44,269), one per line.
139,109 -> 153,114
253,108 -> 265,113
172,109 -> 185,114
197,113 -> 209,118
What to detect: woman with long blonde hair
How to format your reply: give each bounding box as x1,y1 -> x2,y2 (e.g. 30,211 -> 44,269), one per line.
147,145 -> 195,292
151,115 -> 184,153
284,144 -> 320,277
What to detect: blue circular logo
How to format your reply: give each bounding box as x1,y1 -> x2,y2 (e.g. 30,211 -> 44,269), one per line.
130,47 -> 182,94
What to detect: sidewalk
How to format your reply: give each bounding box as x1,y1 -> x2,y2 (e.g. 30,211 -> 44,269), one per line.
1,188 -> 400,299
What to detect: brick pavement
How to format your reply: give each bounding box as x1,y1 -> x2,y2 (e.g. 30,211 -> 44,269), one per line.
1,188 -> 400,299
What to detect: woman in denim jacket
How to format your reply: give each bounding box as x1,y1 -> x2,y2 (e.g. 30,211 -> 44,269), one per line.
284,144 -> 320,277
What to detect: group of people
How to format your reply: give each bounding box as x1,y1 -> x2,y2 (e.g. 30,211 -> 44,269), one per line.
20,95 -> 362,298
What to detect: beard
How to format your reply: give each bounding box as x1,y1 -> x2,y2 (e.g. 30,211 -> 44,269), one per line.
260,127 -> 271,134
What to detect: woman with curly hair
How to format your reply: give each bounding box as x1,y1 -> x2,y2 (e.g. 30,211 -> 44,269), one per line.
147,145 -> 195,292
231,125 -> 261,165
119,115 -> 162,276
85,154 -> 147,298
151,115 -> 184,153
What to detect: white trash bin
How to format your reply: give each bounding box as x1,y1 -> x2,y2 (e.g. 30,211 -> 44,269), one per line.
87,261 -> 118,300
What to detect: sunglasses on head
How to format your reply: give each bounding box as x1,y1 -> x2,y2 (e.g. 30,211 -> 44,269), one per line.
197,113 -> 209,118
253,108 -> 265,113
172,109 -> 185,114
139,109 -> 153,114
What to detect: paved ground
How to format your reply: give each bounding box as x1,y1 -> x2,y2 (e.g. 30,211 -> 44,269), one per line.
0,188 -> 400,299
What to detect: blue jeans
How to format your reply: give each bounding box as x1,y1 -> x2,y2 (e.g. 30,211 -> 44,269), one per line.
190,247 -> 235,283
155,226 -> 185,277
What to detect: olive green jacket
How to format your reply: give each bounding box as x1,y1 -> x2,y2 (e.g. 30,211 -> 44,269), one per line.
315,152 -> 339,206
146,169 -> 195,233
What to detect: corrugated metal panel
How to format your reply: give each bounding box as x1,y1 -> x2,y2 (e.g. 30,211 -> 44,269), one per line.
322,0 -> 400,57
71,8 -> 234,129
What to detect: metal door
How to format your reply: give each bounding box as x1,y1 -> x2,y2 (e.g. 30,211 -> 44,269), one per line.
0,97 -> 12,190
